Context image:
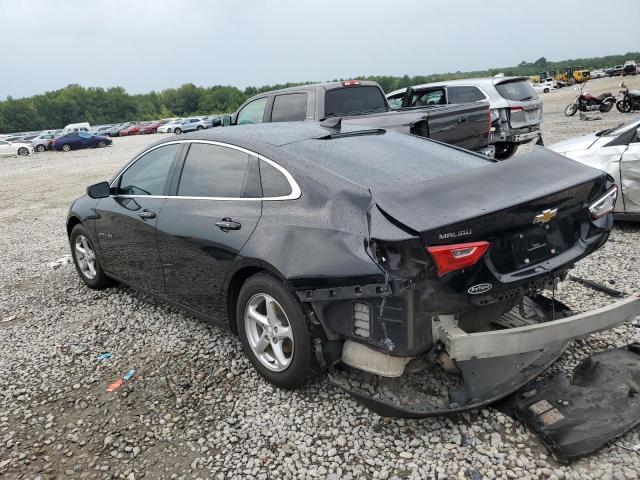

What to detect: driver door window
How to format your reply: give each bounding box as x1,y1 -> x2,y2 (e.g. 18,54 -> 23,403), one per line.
237,97 -> 268,125
118,144 -> 179,196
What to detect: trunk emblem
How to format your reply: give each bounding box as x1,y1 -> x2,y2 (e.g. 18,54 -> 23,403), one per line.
468,283 -> 492,295
533,208 -> 557,224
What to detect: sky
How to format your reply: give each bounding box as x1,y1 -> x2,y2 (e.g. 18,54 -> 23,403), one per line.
0,0 -> 638,99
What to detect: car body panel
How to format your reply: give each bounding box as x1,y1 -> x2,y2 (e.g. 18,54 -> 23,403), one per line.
0,140 -> 34,156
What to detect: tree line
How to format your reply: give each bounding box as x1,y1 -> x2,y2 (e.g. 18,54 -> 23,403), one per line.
1,51 -> 637,134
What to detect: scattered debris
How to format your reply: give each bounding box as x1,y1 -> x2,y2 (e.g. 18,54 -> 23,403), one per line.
47,254 -> 72,269
123,369 -> 135,381
568,275 -> 625,297
106,378 -> 123,392
96,352 -> 112,362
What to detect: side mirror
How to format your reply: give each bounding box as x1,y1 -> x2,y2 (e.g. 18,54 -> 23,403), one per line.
221,115 -> 232,127
87,181 -> 111,199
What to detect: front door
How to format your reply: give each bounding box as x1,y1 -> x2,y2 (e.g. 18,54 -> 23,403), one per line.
94,143 -> 181,292
156,142 -> 262,319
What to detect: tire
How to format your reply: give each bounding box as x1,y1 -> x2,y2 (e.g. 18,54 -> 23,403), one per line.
18,147 -> 29,156
196,125 -> 204,130
69,224 -> 112,289
599,101 -> 613,113
565,103 -> 578,116
616,101 -> 632,113
62,144 -> 71,152
544,88 -> 549,93
97,140 -> 107,148
494,142 -> 519,160
174,128 -> 182,135
237,273 -> 316,389
35,144 -> 46,153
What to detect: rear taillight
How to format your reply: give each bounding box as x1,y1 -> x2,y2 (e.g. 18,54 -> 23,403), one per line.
342,80 -> 361,87
588,186 -> 618,219
427,241 -> 490,276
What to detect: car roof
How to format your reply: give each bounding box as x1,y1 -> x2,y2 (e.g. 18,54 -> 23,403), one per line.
387,76 -> 528,96
248,80 -> 381,97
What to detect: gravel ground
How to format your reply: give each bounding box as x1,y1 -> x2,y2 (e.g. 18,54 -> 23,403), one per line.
1,76 -> 640,480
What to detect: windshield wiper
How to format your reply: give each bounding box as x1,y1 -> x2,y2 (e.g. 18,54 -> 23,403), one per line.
519,96 -> 534,101
316,128 -> 386,140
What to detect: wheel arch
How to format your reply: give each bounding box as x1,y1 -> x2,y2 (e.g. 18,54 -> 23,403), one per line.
66,215 -> 82,237
224,260 -> 289,334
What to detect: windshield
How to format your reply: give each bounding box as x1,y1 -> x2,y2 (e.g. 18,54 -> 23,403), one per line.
495,80 -> 537,102
324,86 -> 387,118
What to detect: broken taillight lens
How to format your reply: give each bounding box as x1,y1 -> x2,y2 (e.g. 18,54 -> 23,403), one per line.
427,241 -> 490,276
588,186 -> 618,219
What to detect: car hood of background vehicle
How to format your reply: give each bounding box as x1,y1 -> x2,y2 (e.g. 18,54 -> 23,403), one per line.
370,146 -> 607,235
548,133 -> 599,153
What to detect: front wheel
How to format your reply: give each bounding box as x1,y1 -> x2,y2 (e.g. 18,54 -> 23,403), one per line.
18,147 -> 29,156
494,142 -> 519,160
616,100 -> 632,113
565,103 -> 578,116
97,140 -> 107,148
544,88 -> 550,93
35,144 -> 46,153
69,224 -> 112,289
237,273 -> 316,389
196,125 -> 204,130
599,101 -> 613,113
174,128 -> 182,135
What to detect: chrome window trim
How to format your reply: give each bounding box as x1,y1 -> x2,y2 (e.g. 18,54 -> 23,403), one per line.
109,139 -> 301,201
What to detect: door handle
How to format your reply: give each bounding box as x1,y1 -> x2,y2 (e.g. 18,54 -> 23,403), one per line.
216,218 -> 241,231
138,209 -> 157,220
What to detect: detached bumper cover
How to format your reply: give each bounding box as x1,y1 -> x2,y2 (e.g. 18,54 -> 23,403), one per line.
433,294 -> 640,361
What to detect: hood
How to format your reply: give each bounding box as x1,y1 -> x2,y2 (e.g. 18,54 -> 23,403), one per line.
548,133 -> 599,153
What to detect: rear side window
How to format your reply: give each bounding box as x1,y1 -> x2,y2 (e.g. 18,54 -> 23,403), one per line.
271,93 -> 307,122
446,86 -> 486,103
494,80 -> 537,101
324,86 -> 386,118
119,144 -> 179,195
411,88 -> 445,106
178,144 -> 260,198
260,160 -> 292,197
387,93 -> 404,110
237,97 -> 268,125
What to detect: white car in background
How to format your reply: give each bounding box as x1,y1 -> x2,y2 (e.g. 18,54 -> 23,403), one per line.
0,139 -> 34,156
157,119 -> 184,133
549,118 -> 640,221
531,77 -> 557,94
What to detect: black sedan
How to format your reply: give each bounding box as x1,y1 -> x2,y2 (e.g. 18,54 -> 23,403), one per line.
67,123 -> 633,416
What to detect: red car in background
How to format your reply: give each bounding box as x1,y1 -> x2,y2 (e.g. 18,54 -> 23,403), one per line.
119,122 -> 148,136
139,119 -> 172,134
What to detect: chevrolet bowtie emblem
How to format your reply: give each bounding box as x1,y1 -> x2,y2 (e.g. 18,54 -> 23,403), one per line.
533,208 -> 557,224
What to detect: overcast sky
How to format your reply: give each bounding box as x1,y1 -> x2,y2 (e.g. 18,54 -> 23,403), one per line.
1,0 -> 638,99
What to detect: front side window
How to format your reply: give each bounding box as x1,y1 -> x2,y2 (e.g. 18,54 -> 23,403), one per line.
118,144 -> 179,196
271,93 -> 307,122
411,88 -> 446,106
447,86 -> 486,103
178,144 -> 260,198
237,97 -> 268,125
79,132 -> 92,138
387,93 -> 404,110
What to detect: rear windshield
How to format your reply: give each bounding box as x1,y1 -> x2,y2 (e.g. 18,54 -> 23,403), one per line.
282,131 -> 489,190
495,80 -> 537,102
324,86 -> 387,118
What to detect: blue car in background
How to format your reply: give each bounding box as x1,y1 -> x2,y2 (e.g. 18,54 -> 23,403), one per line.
52,132 -> 112,152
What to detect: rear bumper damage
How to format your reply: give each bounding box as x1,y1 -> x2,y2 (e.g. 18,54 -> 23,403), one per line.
325,294 -> 640,419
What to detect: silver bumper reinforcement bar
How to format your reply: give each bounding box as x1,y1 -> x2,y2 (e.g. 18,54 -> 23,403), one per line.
432,294 -> 640,361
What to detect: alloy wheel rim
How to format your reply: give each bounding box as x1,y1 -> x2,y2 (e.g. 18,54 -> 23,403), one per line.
63,145 -> 70,151
74,235 -> 97,280
244,293 -> 294,372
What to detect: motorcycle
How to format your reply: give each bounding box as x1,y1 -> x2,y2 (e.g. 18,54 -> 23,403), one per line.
564,82 -> 615,116
616,82 -> 640,113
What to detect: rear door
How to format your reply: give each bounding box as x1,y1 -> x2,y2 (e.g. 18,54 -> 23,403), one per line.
493,79 -> 542,129
156,141 -> 262,318
620,128 -> 640,213
95,143 -> 181,292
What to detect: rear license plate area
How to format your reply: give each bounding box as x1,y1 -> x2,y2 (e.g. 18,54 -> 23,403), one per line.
512,226 -> 559,269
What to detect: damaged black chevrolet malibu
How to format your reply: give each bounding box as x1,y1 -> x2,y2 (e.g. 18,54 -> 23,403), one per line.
67,123 -> 639,420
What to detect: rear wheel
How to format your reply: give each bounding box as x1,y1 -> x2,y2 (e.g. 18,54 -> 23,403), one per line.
237,273 -> 316,389
69,224 -> 112,289
62,144 -> 71,152
599,101 -> 613,113
174,128 -> 182,135
543,88 -> 549,93
196,125 -> 204,130
565,103 -> 578,116
494,142 -> 519,160
35,144 -> 46,153
18,147 -> 29,156
616,101 -> 632,113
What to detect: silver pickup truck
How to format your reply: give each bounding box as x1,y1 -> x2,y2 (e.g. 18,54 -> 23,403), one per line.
222,80 -> 494,156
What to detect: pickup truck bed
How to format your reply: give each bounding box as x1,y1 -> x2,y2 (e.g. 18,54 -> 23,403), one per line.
225,80 -> 492,155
